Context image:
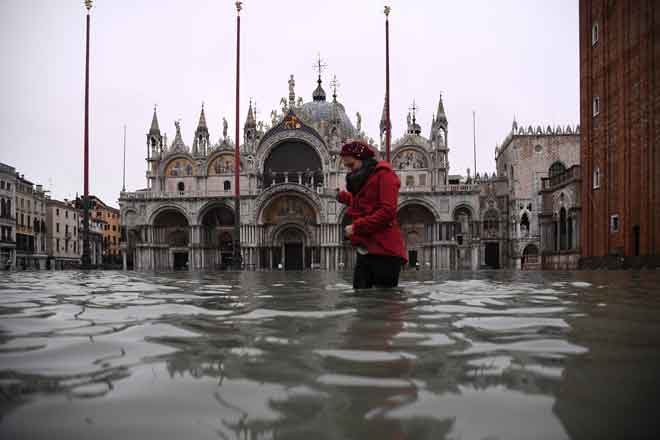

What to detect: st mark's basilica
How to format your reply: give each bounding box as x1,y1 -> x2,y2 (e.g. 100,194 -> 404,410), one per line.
119,68 -> 569,272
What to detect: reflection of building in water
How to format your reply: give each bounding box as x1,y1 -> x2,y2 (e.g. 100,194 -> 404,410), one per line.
119,65 -> 577,271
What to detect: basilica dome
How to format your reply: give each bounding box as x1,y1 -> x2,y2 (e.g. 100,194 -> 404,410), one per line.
298,79 -> 356,139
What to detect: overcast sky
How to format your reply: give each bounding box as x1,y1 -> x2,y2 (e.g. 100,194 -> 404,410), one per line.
0,0 -> 579,208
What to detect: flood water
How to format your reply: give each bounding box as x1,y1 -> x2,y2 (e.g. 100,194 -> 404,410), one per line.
1,270 -> 660,439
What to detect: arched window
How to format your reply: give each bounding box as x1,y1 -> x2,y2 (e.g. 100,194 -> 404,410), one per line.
0,199 -> 5,217
224,180 -> 231,191
549,161 -> 566,178
520,213 -> 530,237
177,182 -> 185,192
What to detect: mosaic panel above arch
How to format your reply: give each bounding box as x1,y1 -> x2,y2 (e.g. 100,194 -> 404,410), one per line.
392,147 -> 429,170
165,158 -> 195,177
208,153 -> 242,175
261,194 -> 318,226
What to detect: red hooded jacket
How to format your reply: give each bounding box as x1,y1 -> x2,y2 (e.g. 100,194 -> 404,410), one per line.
338,161 -> 407,262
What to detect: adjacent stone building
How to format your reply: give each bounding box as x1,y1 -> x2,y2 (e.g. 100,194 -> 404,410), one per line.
14,174 -> 48,269
46,198 -> 81,269
579,0 -> 660,267
119,72 -> 513,271
0,163 -> 17,270
495,121 -> 580,269
89,195 -> 121,265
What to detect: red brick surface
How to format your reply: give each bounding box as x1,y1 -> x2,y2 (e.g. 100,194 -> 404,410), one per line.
580,0 -> 659,257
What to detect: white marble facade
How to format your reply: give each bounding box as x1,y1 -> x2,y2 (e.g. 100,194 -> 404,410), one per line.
120,76 -> 521,271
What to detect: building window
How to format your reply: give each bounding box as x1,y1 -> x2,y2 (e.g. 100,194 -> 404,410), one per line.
0,181 -> 4,189
593,167 -> 601,189
223,180 -> 231,191
592,22 -> 599,46
56,238 -> 60,252
56,208 -> 59,216
20,213 -> 24,226
6,183 -> 9,191
549,161 -> 566,178
610,214 -> 619,233
112,225 -> 116,231
593,96 -> 600,116
65,211 -> 68,218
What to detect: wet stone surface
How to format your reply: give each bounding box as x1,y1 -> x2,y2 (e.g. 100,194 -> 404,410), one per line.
1,270 -> 660,439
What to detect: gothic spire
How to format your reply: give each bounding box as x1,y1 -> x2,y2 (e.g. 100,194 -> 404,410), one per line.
196,103 -> 208,132
379,94 -> 388,137
149,105 -> 161,135
435,93 -> 447,124
244,99 -> 256,129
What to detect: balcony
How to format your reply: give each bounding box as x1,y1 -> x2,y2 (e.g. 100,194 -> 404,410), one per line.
541,165 -> 581,191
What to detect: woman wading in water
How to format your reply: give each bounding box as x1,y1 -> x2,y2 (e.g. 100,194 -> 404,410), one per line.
337,140 -> 407,289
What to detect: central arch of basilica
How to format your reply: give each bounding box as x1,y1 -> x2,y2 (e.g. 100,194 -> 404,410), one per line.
120,70 -> 509,271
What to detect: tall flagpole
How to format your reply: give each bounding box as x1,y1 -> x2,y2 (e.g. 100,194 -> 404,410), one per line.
384,6 -> 392,162
122,124 -> 127,193
233,1 -> 243,270
82,0 -> 93,269
473,110 -> 477,177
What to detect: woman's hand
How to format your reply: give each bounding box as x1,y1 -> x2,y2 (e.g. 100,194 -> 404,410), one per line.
345,225 -> 353,238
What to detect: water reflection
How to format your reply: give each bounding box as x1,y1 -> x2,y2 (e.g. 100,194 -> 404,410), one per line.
0,270 -> 659,439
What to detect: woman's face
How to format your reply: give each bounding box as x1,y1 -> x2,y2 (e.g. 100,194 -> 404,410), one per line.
341,155 -> 362,173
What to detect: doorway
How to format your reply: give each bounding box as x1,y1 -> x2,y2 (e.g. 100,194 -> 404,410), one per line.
485,242 -> 500,268
173,252 -> 188,270
285,243 -> 303,270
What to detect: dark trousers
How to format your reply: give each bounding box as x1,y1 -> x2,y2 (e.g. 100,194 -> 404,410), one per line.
353,253 -> 402,289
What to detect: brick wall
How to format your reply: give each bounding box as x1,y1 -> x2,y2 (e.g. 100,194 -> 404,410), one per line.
580,0 -> 659,258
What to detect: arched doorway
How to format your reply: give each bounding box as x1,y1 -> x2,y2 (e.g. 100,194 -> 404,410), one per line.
522,244 -> 539,270
153,208 -> 190,270
277,227 -> 306,271
263,141 -> 323,187
200,205 -> 235,269
260,193 -> 318,270
398,203 -> 435,268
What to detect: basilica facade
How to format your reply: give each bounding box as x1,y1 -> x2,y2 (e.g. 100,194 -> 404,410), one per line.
119,73 -> 522,271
